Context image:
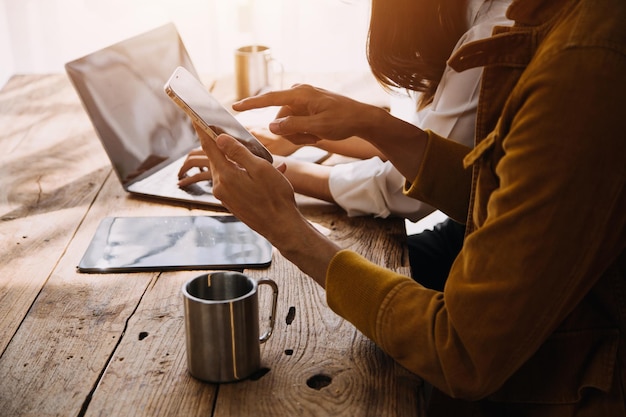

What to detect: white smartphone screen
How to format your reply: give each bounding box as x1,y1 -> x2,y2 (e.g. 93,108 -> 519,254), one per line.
164,66 -> 273,162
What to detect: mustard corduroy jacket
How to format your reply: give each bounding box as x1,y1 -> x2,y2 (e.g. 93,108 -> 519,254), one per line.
326,0 -> 626,415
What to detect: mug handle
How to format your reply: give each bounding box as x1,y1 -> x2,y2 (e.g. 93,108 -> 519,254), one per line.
258,278 -> 279,343
266,56 -> 284,90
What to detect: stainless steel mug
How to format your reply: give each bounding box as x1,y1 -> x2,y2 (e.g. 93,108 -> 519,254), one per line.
234,45 -> 283,100
182,271 -> 278,382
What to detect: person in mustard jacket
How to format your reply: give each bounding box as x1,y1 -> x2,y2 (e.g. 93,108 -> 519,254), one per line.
195,0 -> 626,415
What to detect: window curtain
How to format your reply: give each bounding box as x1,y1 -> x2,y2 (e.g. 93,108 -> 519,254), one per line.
2,0 -> 371,77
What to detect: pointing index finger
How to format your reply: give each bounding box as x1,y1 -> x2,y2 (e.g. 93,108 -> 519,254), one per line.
232,87 -> 304,112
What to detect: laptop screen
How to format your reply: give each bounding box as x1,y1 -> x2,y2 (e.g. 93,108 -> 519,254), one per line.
65,23 -> 200,185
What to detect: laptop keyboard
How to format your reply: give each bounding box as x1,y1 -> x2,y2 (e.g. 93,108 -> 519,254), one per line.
127,156 -> 220,205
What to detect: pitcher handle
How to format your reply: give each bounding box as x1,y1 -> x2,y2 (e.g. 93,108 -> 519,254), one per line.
267,56 -> 284,90
258,278 -> 279,343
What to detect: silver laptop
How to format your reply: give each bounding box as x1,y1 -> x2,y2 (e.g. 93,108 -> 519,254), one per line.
65,23 -> 221,207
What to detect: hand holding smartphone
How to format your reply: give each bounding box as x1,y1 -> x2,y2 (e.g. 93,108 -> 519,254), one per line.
164,66 -> 273,163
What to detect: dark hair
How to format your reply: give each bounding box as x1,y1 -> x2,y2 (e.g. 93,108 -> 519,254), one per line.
367,0 -> 469,108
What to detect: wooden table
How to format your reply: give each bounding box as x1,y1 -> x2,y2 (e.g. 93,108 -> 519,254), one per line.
0,74 -> 424,416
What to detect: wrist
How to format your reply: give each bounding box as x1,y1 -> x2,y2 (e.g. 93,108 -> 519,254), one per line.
355,106 -> 428,181
283,160 -> 333,203
353,104 -> 390,142
274,214 -> 340,288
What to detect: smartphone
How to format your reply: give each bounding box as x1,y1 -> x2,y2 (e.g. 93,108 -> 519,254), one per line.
164,66 -> 273,163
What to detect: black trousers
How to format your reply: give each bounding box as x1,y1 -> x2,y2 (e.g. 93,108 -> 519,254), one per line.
407,218 -> 465,291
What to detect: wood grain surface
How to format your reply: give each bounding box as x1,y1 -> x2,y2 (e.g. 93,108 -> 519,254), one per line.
0,74 -> 424,417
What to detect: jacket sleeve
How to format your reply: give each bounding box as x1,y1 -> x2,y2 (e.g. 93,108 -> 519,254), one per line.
404,131 -> 473,223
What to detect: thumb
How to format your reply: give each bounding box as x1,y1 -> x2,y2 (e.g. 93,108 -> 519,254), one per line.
214,134 -> 258,169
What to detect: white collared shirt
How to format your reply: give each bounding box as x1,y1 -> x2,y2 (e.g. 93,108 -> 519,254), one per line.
329,0 -> 512,221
